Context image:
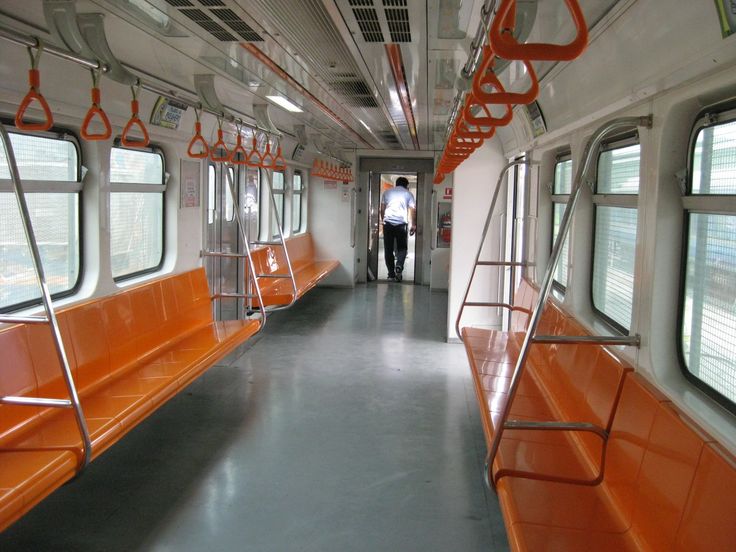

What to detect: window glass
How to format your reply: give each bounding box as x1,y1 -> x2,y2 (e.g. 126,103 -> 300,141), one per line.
597,144 -> 640,194
225,167 -> 235,222
110,193 -> 163,278
271,171 -> 285,238
552,203 -> 569,288
691,120 -> 736,194
208,165 -> 216,225
110,147 -> 165,279
110,147 -> 163,184
682,213 -> 736,405
292,172 -> 303,233
592,206 -> 637,330
553,158 -> 572,194
0,132 -> 80,310
0,133 -> 78,181
242,167 -> 259,240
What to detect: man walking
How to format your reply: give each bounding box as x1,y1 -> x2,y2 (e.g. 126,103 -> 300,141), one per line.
379,176 -> 416,282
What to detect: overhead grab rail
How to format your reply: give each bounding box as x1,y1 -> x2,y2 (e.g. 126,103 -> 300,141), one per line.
0,23 -> 277,142
474,116 -> 651,490
0,121 -> 92,473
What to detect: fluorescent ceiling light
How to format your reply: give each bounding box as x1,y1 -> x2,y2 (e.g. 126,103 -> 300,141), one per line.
266,95 -> 303,113
359,119 -> 371,131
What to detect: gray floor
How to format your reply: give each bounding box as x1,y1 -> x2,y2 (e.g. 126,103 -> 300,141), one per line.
0,284 -> 509,552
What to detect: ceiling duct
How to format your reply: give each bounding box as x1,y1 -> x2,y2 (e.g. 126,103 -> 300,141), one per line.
350,2 -> 384,43
383,0 -> 411,42
164,2 -> 263,42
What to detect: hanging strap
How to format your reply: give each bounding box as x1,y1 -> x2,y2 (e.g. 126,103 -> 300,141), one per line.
120,81 -> 150,148
15,42 -> 54,131
80,68 -> 112,141
187,107 -> 210,159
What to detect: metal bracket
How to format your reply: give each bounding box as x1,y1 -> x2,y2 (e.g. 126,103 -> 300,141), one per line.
43,0 -> 97,60
674,168 -> 687,195
77,13 -> 138,85
253,103 -> 279,135
194,74 -> 226,116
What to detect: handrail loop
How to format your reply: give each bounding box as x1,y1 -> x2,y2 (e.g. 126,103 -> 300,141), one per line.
210,117 -> 230,162
246,135 -> 263,168
490,0 -> 588,61
80,68 -> 112,141
229,121 -> 248,165
187,107 -> 210,159
15,42 -> 54,131
120,81 -> 150,148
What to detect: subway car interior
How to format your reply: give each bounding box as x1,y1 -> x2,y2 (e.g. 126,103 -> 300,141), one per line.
1,0 -> 735,550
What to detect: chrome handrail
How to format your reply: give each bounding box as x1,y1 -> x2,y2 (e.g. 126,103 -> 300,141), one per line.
455,159 -> 536,341
485,116 -> 652,490
0,121 -> 92,473
222,164 -> 268,331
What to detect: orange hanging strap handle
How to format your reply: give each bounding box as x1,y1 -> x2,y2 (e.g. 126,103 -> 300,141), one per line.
121,82 -> 150,148
80,68 -> 112,141
463,79 -> 513,127
273,144 -> 286,170
187,107 -> 210,159
210,117 -> 230,162
490,0 -> 588,61
16,43 -> 54,131
261,139 -> 275,169
246,135 -> 263,167
229,121 -> 248,164
472,46 -> 539,105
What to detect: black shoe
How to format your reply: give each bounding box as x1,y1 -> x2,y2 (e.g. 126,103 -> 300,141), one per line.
388,273 -> 395,280
395,268 -> 403,282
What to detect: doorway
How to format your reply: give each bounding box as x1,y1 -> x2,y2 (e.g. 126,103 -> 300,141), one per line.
368,172 -> 418,283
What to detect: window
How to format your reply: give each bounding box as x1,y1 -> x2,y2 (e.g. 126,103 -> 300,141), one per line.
292,171 -> 304,233
271,170 -> 285,238
551,155 -> 572,293
0,130 -> 81,311
242,166 -> 260,240
591,137 -> 641,332
225,167 -> 235,222
680,111 -> 736,412
110,146 -> 165,279
207,164 -> 216,225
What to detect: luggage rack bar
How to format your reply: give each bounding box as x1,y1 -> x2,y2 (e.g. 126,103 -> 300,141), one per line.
256,273 -> 292,279
0,121 -> 92,474
201,251 -> 248,258
532,335 -> 641,346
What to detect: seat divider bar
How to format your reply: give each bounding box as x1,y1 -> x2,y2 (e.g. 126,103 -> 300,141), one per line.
504,420 -> 608,440
0,315 -> 49,324
532,335 -> 641,346
1,396 -> 73,408
0,121 -> 92,474
455,159 -> 536,341
485,116 -> 652,492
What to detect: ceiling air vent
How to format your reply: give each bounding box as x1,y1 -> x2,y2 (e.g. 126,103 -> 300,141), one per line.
352,3 -> 384,43
197,0 -> 226,6
383,1 -> 411,42
164,0 -> 194,6
378,131 -> 400,144
180,8 -> 237,41
211,8 -> 263,41
329,80 -> 379,108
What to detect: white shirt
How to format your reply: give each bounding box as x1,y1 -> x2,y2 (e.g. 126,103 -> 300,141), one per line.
382,186 -> 416,225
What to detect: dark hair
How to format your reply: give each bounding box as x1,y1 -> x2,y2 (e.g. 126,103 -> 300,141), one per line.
396,177 -> 409,188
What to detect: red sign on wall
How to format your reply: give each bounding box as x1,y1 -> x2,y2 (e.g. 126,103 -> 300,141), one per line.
443,187 -> 453,199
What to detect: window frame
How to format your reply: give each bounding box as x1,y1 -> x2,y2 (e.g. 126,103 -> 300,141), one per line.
109,143 -> 166,282
551,152 -> 572,294
589,132 -> 641,334
676,105 -> 736,415
0,124 -> 84,312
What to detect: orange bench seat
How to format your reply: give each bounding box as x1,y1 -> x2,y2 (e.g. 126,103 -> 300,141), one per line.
0,268 -> 260,531
461,278 -> 631,484
250,233 -> 339,307
497,373 -> 736,551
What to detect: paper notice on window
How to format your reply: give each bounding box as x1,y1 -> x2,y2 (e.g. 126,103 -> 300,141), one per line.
180,160 -> 201,209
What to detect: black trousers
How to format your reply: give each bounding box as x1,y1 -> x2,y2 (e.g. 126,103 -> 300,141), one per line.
383,223 -> 408,277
